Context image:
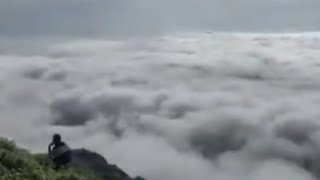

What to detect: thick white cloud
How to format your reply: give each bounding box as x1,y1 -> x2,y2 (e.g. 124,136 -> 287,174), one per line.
1,32 -> 320,180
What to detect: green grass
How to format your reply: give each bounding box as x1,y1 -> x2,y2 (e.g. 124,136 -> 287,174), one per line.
0,137 -> 98,180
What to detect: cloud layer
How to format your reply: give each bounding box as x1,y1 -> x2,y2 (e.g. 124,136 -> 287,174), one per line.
2,32 -> 320,180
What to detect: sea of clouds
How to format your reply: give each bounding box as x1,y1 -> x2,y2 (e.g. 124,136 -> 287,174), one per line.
1,32 -> 320,180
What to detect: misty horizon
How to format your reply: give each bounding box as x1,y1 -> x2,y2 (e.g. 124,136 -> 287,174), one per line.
1,0 -> 320,38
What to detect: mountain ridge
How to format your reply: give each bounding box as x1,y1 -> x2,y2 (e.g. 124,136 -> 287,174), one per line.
0,137 -> 146,180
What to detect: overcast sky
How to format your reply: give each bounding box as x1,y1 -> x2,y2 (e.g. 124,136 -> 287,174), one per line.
0,0 -> 320,37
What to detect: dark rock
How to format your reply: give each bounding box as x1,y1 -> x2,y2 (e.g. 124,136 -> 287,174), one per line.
70,149 -> 145,180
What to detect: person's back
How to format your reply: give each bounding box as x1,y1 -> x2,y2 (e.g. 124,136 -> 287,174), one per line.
48,134 -> 72,169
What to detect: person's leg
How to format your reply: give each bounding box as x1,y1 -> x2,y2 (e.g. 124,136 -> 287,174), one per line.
52,157 -> 64,170
53,154 -> 72,170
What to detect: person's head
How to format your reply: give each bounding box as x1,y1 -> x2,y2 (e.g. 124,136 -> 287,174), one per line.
52,134 -> 61,144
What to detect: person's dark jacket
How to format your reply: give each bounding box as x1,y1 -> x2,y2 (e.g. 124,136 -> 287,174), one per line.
48,141 -> 72,168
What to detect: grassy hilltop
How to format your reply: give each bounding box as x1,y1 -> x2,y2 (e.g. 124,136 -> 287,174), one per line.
0,138 -> 144,180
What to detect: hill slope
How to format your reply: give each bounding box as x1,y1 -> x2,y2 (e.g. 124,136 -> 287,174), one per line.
0,138 -> 145,180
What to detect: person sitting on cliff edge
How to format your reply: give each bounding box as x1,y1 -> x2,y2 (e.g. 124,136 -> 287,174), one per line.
48,134 -> 72,169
